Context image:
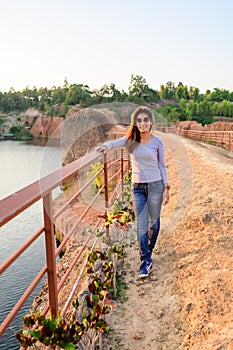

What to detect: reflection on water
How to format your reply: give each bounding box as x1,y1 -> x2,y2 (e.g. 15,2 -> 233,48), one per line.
0,140 -> 62,350
27,137 -> 60,147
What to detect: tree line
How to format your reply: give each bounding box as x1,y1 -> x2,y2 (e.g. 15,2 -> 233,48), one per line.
1,75 -> 233,124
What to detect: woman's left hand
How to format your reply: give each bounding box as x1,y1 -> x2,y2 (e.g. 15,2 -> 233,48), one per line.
163,189 -> 170,205
95,145 -> 107,153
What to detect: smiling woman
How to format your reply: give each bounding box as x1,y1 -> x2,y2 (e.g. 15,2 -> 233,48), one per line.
96,106 -> 170,278
134,111 -> 153,139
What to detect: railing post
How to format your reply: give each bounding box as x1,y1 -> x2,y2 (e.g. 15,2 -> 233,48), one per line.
120,148 -> 124,205
127,149 -> 131,172
43,192 -> 58,317
103,152 -> 109,237
121,149 -> 124,192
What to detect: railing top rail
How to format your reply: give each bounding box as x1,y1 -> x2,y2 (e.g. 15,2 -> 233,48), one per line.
0,150 -> 101,227
180,129 -> 232,134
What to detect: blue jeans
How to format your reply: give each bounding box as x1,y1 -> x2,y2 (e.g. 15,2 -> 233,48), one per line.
131,180 -> 164,261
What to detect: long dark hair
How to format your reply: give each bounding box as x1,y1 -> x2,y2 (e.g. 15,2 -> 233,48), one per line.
126,106 -> 153,153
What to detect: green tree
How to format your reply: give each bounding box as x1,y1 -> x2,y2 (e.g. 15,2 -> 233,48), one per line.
157,104 -> 179,122
65,84 -> 92,106
37,87 -> 52,111
205,89 -> 211,100
2,88 -> 25,111
162,81 -> 176,100
192,87 -> 200,101
95,84 -> 112,103
221,99 -> 229,116
128,74 -> 148,102
229,91 -> 233,102
93,83 -> 125,103
187,100 -> 198,119
160,84 -> 165,98
211,102 -> 219,116
176,82 -> 185,99
179,98 -> 187,120
22,86 -> 39,108
51,86 -> 67,105
9,125 -> 33,139
228,102 -> 233,117
198,100 -> 211,116
183,85 -> 189,100
109,83 -> 122,101
128,74 -> 159,103
60,102 -> 69,117
210,88 -> 230,102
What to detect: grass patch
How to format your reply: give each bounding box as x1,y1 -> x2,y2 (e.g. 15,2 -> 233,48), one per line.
205,139 -> 215,145
110,272 -> 129,302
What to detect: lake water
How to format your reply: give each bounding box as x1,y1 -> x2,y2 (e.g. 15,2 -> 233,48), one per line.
0,140 -> 62,350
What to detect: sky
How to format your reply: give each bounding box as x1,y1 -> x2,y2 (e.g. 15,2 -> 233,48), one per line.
1,0 -> 233,94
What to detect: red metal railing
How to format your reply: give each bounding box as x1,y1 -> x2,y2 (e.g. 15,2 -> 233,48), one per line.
179,129 -> 233,151
0,148 -> 130,337
155,125 -> 233,151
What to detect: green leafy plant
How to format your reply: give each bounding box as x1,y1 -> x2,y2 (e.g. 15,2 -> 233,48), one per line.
16,310 -> 85,349
86,161 -> 103,191
98,169 -> 134,228
16,168 -> 132,349
9,125 -> 33,140
16,244 -> 126,350
98,209 -> 133,228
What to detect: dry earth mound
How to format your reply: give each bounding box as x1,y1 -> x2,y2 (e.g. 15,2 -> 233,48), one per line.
61,102 -> 139,164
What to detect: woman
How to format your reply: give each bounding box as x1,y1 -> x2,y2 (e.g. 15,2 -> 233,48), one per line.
96,106 -> 170,278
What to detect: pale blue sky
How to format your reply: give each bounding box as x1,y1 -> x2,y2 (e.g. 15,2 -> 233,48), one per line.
1,0 -> 233,93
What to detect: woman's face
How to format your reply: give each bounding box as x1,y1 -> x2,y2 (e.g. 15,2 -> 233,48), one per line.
135,113 -> 152,133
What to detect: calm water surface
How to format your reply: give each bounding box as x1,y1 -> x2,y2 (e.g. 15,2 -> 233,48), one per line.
0,140 -> 62,350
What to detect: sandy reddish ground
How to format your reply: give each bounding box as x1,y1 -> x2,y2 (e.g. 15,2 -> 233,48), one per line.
102,132 -> 233,350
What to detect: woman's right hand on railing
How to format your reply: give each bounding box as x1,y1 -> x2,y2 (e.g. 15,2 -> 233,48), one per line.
95,145 -> 108,153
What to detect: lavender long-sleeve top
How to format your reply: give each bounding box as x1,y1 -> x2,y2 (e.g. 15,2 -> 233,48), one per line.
103,136 -> 168,184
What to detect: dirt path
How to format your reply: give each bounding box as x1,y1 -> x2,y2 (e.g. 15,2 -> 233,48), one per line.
103,133 -> 233,350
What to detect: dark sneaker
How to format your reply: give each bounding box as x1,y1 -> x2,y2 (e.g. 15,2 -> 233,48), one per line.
138,260 -> 153,278
147,260 -> 153,273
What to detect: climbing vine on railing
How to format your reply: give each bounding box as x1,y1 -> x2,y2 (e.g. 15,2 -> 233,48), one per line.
16,169 -> 133,350
86,161 -> 103,191
99,169 -> 134,228
16,244 -> 125,350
